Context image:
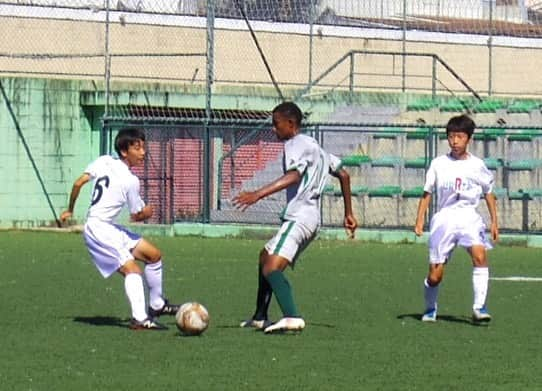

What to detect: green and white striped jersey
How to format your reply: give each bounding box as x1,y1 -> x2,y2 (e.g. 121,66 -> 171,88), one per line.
281,133 -> 341,227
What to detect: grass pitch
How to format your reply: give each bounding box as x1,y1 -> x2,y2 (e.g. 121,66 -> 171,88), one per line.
1,231 -> 542,390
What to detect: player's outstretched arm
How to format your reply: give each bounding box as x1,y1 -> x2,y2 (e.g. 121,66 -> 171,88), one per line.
60,173 -> 91,223
233,170 -> 301,211
414,192 -> 431,236
333,168 -> 358,238
484,192 -> 499,242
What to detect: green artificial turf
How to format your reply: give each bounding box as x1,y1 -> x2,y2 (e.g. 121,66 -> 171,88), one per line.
1,231 -> 542,390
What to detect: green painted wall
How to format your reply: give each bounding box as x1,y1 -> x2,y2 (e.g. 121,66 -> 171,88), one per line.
0,77 -> 285,228
0,78 -> 100,228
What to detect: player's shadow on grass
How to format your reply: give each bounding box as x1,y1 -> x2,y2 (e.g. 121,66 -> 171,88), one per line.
73,316 -> 128,328
216,322 -> 335,330
397,313 -> 486,326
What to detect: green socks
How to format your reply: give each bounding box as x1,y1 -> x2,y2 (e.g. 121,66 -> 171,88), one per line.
266,270 -> 300,317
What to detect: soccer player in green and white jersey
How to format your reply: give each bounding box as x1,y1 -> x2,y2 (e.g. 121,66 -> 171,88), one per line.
233,101 -> 358,333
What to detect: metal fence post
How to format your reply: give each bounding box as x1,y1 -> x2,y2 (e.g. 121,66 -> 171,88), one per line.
349,52 -> 355,103
203,0 -> 215,223
402,0 -> 406,92
101,0 -> 111,155
488,0 -> 494,96
308,0 -> 315,86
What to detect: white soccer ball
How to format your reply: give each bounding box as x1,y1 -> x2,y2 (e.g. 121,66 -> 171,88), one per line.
175,302 -> 210,336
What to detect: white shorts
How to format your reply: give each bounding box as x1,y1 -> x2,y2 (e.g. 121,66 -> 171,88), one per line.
265,220 -> 318,265
83,218 -> 141,278
428,208 -> 492,264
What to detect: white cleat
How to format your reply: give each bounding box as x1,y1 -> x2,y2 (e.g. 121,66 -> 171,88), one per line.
263,317 -> 305,334
421,308 -> 437,322
472,307 -> 491,322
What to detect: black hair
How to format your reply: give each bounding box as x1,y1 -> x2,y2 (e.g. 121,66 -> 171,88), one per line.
114,128 -> 146,156
446,114 -> 476,138
272,101 -> 303,127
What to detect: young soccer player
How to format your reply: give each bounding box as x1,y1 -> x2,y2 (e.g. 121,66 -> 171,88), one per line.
233,101 -> 358,333
414,114 -> 499,323
60,128 -> 180,330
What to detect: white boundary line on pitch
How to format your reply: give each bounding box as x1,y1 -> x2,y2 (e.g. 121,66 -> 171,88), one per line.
490,276 -> 542,282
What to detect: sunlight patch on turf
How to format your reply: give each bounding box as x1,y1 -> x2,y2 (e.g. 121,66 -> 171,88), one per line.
490,276 -> 542,282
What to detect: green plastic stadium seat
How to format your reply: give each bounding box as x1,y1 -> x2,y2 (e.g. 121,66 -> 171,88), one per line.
402,186 -> 424,198
406,128 -> 430,140
507,100 -> 540,113
371,156 -> 403,167
526,188 -> 542,198
472,99 -> 507,113
405,157 -> 430,169
406,98 -> 439,111
341,155 -> 371,167
351,186 -> 369,196
508,129 -> 541,142
368,185 -> 402,197
374,127 -> 403,139
483,157 -> 504,170
507,159 -> 542,171
508,189 -> 542,200
437,131 -> 448,140
323,184 -> 335,194
492,187 -> 507,198
508,190 -> 527,200
439,98 -> 472,112
473,127 -> 505,141
332,185 -> 368,197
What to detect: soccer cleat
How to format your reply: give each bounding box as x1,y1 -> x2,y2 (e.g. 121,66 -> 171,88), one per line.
240,318 -> 272,330
148,299 -> 181,318
421,308 -> 437,322
472,307 -> 492,322
263,317 -> 305,334
129,317 -> 167,330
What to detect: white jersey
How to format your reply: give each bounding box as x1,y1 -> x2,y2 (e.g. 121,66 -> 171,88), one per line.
84,155 -> 145,223
424,153 -> 494,212
281,133 -> 341,228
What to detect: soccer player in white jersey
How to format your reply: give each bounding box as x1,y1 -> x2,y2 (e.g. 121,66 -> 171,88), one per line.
233,101 -> 358,333
60,128 -> 180,330
414,114 -> 499,323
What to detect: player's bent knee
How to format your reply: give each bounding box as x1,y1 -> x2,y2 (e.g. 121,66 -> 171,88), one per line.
118,260 -> 142,276
149,251 -> 162,263
427,273 -> 442,286
262,254 -> 289,276
472,258 -> 488,268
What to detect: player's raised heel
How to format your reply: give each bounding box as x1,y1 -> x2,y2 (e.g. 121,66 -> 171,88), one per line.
240,318 -> 272,330
421,308 -> 437,322
263,317 -> 305,334
472,307 -> 491,322
148,299 -> 181,317
129,317 -> 168,330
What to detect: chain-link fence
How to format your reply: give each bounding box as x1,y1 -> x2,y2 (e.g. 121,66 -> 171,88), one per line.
3,0 -> 542,230
124,123 -> 542,232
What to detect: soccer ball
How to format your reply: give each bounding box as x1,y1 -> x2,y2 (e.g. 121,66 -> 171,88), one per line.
175,302 -> 210,336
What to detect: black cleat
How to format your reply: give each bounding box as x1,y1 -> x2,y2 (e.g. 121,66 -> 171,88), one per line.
129,317 -> 168,330
148,299 -> 181,318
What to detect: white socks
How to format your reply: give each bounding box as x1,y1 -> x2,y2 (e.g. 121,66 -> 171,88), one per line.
424,278 -> 439,311
145,260 -> 165,311
124,273 -> 147,322
472,267 -> 489,310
